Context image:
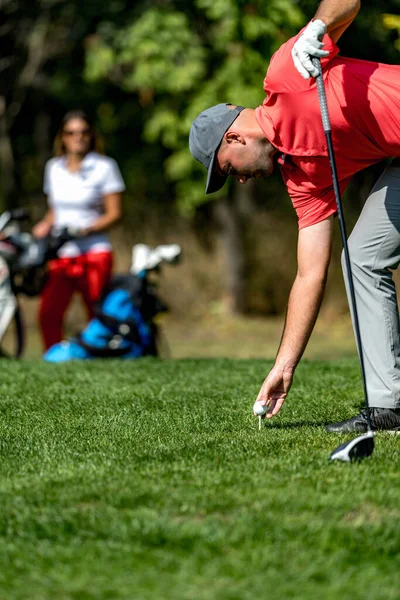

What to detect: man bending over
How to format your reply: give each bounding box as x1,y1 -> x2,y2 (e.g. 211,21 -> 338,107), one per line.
189,0 -> 400,433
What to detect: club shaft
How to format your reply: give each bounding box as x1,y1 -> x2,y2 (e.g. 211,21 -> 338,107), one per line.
314,64 -> 372,432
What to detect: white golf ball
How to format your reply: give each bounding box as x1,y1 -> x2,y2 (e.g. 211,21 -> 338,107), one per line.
253,401 -> 268,416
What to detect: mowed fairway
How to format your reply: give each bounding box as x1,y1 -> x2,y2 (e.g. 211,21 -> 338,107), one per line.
0,359 -> 399,600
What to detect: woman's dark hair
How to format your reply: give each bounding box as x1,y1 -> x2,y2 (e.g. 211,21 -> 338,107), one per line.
53,110 -> 104,156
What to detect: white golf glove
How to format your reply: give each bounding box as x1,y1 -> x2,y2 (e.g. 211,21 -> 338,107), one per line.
291,20 -> 329,79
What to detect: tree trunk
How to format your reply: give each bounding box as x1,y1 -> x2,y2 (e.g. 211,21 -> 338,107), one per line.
0,96 -> 16,210
214,180 -> 255,314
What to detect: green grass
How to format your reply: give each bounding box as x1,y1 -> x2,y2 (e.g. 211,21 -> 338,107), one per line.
0,358 -> 399,600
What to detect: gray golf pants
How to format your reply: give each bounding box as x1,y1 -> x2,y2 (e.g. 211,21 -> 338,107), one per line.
342,160 -> 400,408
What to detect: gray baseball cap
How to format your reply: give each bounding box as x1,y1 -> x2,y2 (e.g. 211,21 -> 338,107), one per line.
189,103 -> 244,194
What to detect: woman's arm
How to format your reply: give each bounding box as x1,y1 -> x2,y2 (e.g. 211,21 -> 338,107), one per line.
81,192 -> 123,235
32,206 -> 54,238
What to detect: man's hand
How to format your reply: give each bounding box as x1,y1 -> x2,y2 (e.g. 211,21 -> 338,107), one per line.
291,19 -> 329,79
255,364 -> 295,419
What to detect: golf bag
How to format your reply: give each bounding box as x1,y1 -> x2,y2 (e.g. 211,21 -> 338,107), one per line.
43,243 -> 182,362
0,209 -> 78,357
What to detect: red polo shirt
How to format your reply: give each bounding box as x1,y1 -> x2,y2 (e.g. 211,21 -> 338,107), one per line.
255,28 -> 400,229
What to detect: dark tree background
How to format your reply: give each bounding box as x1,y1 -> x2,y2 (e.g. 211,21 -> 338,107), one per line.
1,0 -> 399,314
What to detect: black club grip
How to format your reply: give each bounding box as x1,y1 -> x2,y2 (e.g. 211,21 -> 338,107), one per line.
311,57 -> 331,133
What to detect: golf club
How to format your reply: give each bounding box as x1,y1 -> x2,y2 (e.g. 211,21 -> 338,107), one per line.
312,57 -> 374,462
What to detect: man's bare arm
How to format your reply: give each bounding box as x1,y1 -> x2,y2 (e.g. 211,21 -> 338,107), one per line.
256,217 -> 333,417
275,216 -> 333,369
292,0 -> 360,78
315,0 -> 360,42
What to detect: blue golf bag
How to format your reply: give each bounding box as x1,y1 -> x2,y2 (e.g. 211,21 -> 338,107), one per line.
43,273 -> 166,362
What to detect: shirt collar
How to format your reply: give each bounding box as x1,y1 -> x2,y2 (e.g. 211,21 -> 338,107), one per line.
81,151 -> 97,167
60,151 -> 97,172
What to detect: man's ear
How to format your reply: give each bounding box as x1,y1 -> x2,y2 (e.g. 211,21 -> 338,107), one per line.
224,131 -> 246,145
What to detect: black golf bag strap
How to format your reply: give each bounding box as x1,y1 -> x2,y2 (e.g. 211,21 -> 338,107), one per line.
75,333 -> 136,358
96,312 -> 142,344
14,304 -> 25,358
95,274 -> 146,312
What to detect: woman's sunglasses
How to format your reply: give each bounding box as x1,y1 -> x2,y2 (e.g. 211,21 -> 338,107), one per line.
63,128 -> 91,137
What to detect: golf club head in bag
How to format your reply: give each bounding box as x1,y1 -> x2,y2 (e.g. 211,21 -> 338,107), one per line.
131,244 -> 182,275
329,431 -> 374,462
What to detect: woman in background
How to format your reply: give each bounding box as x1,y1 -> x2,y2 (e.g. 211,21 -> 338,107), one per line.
33,109 -> 125,350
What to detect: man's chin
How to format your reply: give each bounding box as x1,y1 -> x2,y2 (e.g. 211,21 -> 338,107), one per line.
256,166 -> 273,178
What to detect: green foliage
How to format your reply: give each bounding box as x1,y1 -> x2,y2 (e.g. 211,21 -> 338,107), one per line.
84,0 -> 305,212
382,14 -> 400,51
85,41 -> 116,81
118,10 -> 206,93
0,359 -> 399,598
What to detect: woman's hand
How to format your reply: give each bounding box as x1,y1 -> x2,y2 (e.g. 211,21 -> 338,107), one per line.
32,220 -> 52,238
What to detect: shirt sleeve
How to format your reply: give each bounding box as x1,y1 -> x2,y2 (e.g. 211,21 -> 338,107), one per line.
288,186 -> 337,229
43,160 -> 52,195
285,175 -> 351,230
101,159 -> 126,195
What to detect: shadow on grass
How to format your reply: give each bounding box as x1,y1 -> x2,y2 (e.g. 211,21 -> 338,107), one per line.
263,420 -> 329,430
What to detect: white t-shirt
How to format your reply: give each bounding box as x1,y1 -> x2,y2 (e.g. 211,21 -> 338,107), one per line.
43,151 -> 125,257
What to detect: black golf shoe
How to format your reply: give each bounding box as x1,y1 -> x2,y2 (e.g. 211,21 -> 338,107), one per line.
326,408 -> 400,433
